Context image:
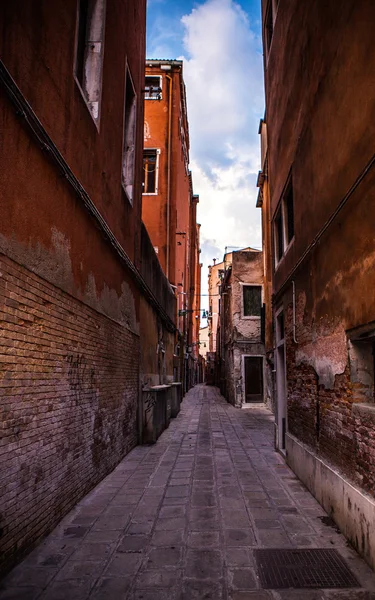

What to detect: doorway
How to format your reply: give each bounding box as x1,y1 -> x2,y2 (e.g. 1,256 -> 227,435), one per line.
244,356 -> 264,403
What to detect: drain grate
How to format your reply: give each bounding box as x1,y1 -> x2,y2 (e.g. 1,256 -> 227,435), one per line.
254,549 -> 360,589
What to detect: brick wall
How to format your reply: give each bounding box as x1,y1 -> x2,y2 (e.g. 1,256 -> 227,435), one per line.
0,255 -> 139,574
285,298 -> 375,499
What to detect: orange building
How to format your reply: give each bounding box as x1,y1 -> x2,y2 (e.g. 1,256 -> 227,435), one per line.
143,59 -> 201,389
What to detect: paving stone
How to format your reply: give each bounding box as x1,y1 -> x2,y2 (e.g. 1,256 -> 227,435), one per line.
117,535 -> 149,553
151,529 -> 185,547
39,580 -> 93,600
92,515 -> 130,531
166,486 -> 190,498
225,547 -> 254,567
134,568 -> 182,588
159,505 -> 186,518
104,553 -> 142,577
191,493 -> 217,507
182,579 -> 224,599
224,529 -> 256,547
229,590 -> 272,599
147,547 -> 182,568
0,588 -> 43,600
185,549 -> 223,579
228,568 -> 257,590
127,521 -> 154,535
84,530 -> 122,544
90,577 -> 132,599
130,589 -> 181,600
187,531 -> 220,548
169,478 -> 191,486
55,560 -> 104,581
155,517 -> 186,531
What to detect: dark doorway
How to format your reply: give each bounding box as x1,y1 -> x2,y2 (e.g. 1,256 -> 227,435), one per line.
244,356 -> 263,403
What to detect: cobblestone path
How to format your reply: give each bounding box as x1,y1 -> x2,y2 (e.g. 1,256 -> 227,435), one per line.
1,385 -> 375,599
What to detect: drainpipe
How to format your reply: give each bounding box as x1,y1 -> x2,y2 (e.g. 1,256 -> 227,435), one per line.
166,73 -> 173,279
292,280 -> 298,344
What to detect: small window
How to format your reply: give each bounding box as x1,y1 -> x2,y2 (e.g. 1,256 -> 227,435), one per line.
275,208 -> 284,262
143,149 -> 159,194
243,286 -> 262,317
265,0 -> 273,55
284,181 -> 294,244
276,311 -> 284,343
145,76 -> 162,100
75,0 -> 106,122
122,68 -> 137,204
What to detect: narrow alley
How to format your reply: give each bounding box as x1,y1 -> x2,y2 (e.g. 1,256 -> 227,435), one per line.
1,385 -> 375,600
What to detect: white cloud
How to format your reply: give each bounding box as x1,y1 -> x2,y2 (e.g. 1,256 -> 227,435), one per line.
178,0 -> 265,314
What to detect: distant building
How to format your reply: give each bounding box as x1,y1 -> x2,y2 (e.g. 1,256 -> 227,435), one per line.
199,325 -> 210,360
217,249 -> 266,407
207,254 -> 232,353
261,0 -> 375,570
143,59 -> 201,390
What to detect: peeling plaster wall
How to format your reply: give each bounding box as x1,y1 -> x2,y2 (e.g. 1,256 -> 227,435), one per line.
263,0 -> 375,554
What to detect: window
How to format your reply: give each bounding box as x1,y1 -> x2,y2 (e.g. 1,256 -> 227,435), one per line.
275,208 -> 284,262
348,326 -> 375,404
142,149 -> 159,194
122,68 -> 137,204
273,176 -> 295,266
75,0 -> 106,123
145,76 -> 162,100
284,180 -> 294,244
243,286 -> 262,317
265,1 -> 273,55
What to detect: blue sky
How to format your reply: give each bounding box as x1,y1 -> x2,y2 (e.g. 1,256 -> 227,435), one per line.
146,0 -> 265,316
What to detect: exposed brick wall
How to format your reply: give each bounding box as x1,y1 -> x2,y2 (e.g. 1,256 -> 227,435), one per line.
0,255 -> 139,574
285,299 -> 375,499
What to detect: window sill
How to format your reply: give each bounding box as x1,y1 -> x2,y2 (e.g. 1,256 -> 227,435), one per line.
242,316 -> 261,320
142,192 -> 158,196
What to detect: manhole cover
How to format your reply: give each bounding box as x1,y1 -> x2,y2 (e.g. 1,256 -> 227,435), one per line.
254,549 -> 360,589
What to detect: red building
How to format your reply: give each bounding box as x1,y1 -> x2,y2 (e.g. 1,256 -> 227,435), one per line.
143,59 -> 201,389
0,0 -> 176,574
261,0 -> 375,570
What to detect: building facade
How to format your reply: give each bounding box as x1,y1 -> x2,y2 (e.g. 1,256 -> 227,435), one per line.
262,0 -> 375,569
0,0 -> 177,575
142,59 -> 201,389
217,249 -> 266,407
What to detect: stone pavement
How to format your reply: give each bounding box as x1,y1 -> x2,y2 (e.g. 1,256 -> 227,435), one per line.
1,385 -> 375,600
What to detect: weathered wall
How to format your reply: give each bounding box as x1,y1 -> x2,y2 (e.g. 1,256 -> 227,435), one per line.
139,224 -> 176,388
0,0 -> 146,575
0,255 -> 139,574
263,0 -> 375,500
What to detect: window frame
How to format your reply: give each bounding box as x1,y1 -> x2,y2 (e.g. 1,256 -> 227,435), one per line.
241,283 -> 263,320
145,75 -> 162,100
273,174 -> 295,269
74,0 -> 106,128
122,64 -> 137,206
142,148 -> 160,195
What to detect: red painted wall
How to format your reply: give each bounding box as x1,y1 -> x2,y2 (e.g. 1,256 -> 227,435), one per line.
0,0 -> 146,574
